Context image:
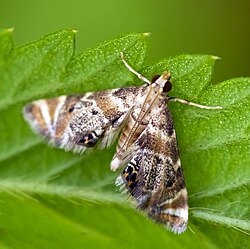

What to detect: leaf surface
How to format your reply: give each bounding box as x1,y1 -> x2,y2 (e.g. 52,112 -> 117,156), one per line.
0,29 -> 249,249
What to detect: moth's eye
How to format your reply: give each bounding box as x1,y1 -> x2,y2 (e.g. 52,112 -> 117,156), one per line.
151,75 -> 161,83
163,80 -> 172,93
77,132 -> 99,147
68,106 -> 75,113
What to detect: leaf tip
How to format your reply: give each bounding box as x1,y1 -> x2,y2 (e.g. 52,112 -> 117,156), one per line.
211,55 -> 221,60
6,27 -> 15,33
72,29 -> 78,34
0,27 -> 14,34
143,32 -> 151,37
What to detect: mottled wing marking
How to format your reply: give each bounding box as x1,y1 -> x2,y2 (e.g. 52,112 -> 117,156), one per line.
23,87 -> 140,153
115,77 -> 188,234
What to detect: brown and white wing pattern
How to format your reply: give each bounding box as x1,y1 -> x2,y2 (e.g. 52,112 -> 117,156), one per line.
116,93 -> 188,234
23,46 -> 223,234
23,86 -> 141,153
23,70 -> 188,233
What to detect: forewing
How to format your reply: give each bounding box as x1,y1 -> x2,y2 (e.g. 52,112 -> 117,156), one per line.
23,86 -> 140,153
116,96 -> 188,234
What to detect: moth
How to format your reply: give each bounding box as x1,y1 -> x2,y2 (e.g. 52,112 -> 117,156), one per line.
23,53 -> 222,234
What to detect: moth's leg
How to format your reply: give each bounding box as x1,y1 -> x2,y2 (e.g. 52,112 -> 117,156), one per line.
120,52 -> 151,85
168,97 -> 222,110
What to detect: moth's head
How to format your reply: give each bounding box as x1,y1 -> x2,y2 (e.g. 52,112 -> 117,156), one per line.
151,72 -> 172,93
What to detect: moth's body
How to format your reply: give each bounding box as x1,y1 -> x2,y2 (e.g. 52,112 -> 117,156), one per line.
24,72 -> 188,233
23,53 -> 221,234
113,73 -> 188,233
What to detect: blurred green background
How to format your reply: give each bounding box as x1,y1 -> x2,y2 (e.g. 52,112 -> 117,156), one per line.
0,0 -> 249,83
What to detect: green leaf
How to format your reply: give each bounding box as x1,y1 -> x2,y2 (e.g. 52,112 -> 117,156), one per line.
0,30 -> 249,249
0,30 -> 75,109
0,28 -> 14,62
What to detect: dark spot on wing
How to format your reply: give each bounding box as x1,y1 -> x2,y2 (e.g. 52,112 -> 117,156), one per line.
68,106 -> 74,113
113,86 -> 139,99
163,107 -> 174,136
82,101 -> 93,107
170,140 -> 179,165
91,109 -> 98,115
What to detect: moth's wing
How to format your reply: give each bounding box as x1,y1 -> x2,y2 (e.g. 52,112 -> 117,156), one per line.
116,97 -> 188,234
23,86 -> 140,153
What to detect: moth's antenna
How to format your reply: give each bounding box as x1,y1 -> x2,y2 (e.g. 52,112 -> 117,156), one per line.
120,52 -> 151,85
169,97 -> 222,110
